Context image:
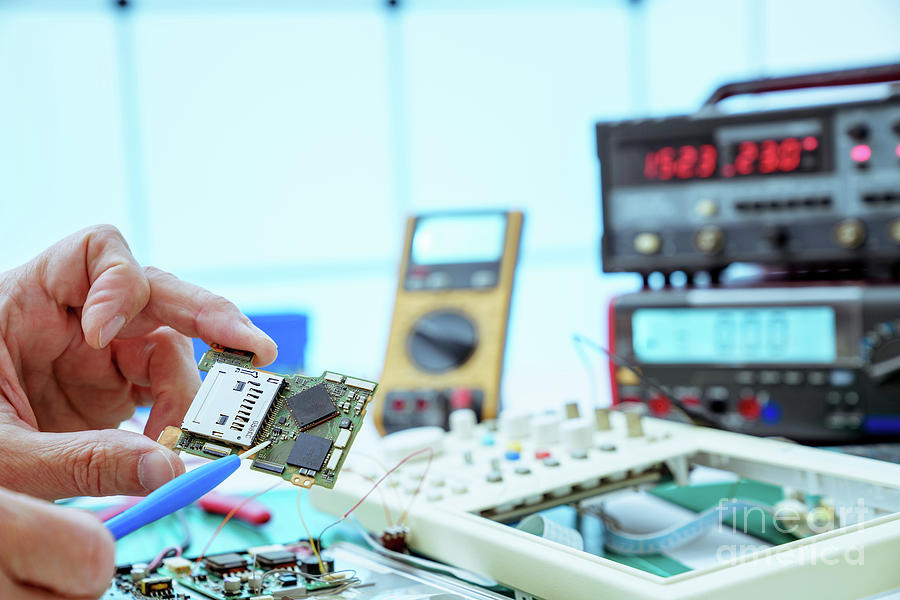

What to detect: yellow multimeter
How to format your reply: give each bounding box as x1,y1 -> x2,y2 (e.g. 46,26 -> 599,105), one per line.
374,210 -> 524,435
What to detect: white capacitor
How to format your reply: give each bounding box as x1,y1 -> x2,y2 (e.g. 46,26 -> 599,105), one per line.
561,418 -> 594,451
449,409 -> 477,439
531,414 -> 561,447
499,411 -> 531,439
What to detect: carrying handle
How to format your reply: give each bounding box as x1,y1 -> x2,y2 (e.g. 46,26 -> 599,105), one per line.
703,62 -> 900,107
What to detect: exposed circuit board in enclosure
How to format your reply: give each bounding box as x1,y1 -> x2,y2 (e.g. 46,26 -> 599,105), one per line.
103,542 -> 510,600
159,346 -> 377,489
103,544 -> 355,599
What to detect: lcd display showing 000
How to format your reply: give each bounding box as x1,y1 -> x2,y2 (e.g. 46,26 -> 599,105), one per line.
631,307 -> 837,364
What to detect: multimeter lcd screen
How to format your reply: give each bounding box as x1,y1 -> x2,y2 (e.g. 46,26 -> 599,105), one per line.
631,307 -> 837,364
412,214 -> 506,266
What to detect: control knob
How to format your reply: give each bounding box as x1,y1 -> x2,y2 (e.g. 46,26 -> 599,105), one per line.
864,321 -> 900,383
532,414 -> 561,446
561,419 -> 594,451
408,311 -> 477,372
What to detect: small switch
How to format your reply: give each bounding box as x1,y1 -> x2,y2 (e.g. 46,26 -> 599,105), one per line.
847,123 -> 869,141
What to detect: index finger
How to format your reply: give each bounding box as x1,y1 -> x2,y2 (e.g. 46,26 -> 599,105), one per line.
142,267 -> 278,367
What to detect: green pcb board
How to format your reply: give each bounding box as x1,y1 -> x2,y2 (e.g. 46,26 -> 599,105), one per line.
160,346 -> 377,489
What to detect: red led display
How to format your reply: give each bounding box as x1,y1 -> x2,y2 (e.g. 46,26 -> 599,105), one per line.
643,144 -> 717,181
639,135 -> 822,183
724,136 -> 813,177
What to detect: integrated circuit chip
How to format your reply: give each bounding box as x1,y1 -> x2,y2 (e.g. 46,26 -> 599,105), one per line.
255,550 -> 298,569
286,433 -> 333,471
286,384 -> 339,431
204,552 -> 246,574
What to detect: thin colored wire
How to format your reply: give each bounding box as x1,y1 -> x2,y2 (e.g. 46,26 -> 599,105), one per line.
315,446 -> 436,549
572,332 -> 600,407
297,488 -> 326,576
342,447 -> 433,518
198,482 -> 281,562
397,447 -> 435,526
346,468 -> 394,527
147,545 -> 181,572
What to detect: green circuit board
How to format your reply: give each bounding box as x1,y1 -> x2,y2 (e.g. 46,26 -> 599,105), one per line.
165,347 -> 377,489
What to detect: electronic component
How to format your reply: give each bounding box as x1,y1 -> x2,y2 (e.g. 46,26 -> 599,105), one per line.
325,449 -> 343,471
610,282 -> 900,442
286,384 -> 339,431
223,576 -> 241,593
313,403 -> 900,600
182,362 -> 284,447
139,577 -> 173,595
161,347 -> 376,489
202,442 -> 232,458
375,211 -> 524,435
255,550 -> 297,569
162,557 -> 192,576
286,433 -> 332,472
203,552 -> 247,574
380,526 -> 409,553
252,459 -> 285,475
596,64 -> 900,281
334,428 -> 351,448
301,553 -> 334,575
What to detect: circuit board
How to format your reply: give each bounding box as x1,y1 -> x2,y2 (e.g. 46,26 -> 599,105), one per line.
103,542 -> 509,600
104,544 -> 352,599
159,346 -> 377,489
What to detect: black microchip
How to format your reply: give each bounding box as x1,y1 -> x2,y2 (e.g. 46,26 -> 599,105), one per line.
255,550 -> 297,569
286,384 -> 339,431
204,552 -> 246,573
339,417 -> 351,429
286,433 -> 332,471
279,574 -> 298,586
272,428 -> 282,436
278,416 -> 286,425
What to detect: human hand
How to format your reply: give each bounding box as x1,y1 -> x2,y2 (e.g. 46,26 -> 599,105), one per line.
0,486 -> 114,600
0,225 -> 278,500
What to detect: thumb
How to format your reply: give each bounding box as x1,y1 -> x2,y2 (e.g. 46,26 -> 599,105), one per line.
3,427 -> 184,499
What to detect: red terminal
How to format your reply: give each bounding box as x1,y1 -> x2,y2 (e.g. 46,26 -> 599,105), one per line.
535,450 -> 551,460
450,388 -> 473,411
648,394 -> 671,416
415,397 -> 430,412
391,398 -> 407,412
738,395 -> 761,421
199,491 -> 272,525
851,144 -> 872,163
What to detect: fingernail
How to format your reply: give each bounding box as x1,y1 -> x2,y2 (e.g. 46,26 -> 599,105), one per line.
249,323 -> 277,349
138,450 -> 177,491
99,314 -> 126,348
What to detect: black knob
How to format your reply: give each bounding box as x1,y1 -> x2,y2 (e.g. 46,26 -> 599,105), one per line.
847,123 -> 869,141
408,311 -> 477,373
764,225 -> 790,249
867,334 -> 900,382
